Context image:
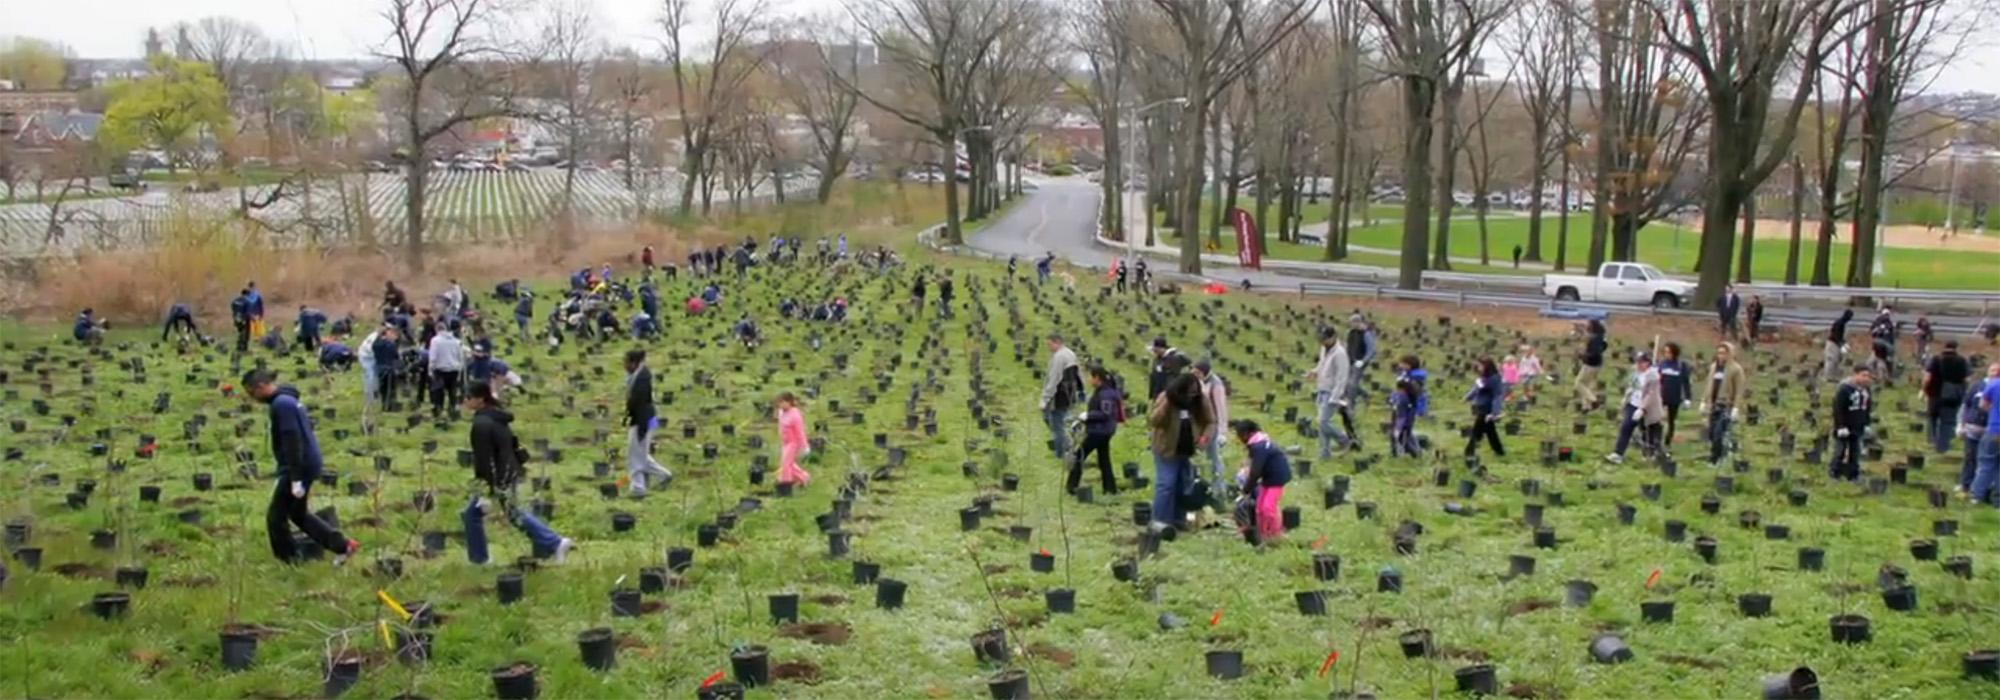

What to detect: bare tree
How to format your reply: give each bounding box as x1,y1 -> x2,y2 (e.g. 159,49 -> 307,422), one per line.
598,49 -> 661,192
1363,0 -> 1506,289
1149,0 -> 1318,274
659,0 -> 772,216
1321,0 -> 1370,260
839,0 -> 1024,245
1645,0 -> 1859,305
174,16 -> 274,98
1581,0 -> 1704,268
964,5 -> 1062,222
1071,0 -> 1135,240
375,0 -> 530,270
1501,0 -> 1573,264
541,0 -> 603,240
765,24 -> 864,204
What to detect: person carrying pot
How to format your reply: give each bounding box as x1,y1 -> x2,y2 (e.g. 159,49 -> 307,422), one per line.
1699,342 -> 1748,468
1230,419 -> 1291,545
1830,365 -> 1876,482
463,382 -> 572,565
1148,363 -> 1213,532
243,369 -> 359,565
1605,351 -> 1664,465
1068,365 -> 1124,496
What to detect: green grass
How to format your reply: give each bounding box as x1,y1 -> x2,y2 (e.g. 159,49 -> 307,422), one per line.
1161,205 -> 1999,289
1,256 -> 1995,699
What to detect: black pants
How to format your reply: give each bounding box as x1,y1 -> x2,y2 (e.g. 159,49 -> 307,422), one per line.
431,371 -> 462,415
377,368 -> 400,408
1830,432 -> 1864,481
235,320 -> 250,352
1068,433 -> 1116,494
1663,402 -> 1682,449
267,479 -> 346,563
163,315 -> 198,341
1464,415 -> 1504,457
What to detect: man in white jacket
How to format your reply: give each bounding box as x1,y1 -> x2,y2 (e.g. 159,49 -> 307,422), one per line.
1193,359 -> 1230,482
357,324 -> 383,430
427,322 -> 467,419
1309,328 -> 1354,457
1040,334 -> 1081,459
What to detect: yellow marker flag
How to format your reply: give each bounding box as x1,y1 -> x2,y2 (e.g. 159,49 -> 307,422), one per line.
378,619 -> 395,650
378,590 -> 413,621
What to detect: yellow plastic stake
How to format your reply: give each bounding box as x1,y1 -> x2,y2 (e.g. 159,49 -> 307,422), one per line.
378,619 -> 395,650
378,590 -> 413,621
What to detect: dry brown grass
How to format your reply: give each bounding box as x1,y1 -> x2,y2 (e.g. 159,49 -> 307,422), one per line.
8,183 -> 947,325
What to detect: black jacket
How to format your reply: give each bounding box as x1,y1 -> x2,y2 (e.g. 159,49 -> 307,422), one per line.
265,386 -> 323,483
1925,352 -> 1972,410
1147,349 -> 1184,400
1084,385 -> 1124,437
1829,310 -> 1853,344
1833,381 -> 1872,433
626,366 -> 656,428
471,406 -> 525,490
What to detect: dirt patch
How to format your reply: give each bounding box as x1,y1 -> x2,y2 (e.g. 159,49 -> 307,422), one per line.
1439,647 -> 1489,663
1660,654 -> 1725,670
639,601 -> 668,615
778,622 -> 852,646
128,648 -> 170,676
1743,216 -> 2000,254
164,574 -> 218,588
773,661 -> 823,685
983,564 -> 1011,575
1005,611 -> 1047,628
52,562 -> 108,579
1936,602 -> 1987,615
1507,598 -> 1557,617
996,585 -> 1032,599
1027,643 -> 1074,668
1358,616 -> 1397,630
353,517 -> 383,528
168,496 -> 204,507
1506,682 -> 1560,699
809,594 -> 848,606
141,540 -> 179,557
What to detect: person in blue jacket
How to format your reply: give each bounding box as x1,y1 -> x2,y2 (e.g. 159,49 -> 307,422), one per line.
318,340 -> 355,372
296,306 -> 328,350
73,308 -> 105,345
1390,355 -> 1429,458
162,302 -> 199,342
244,369 -> 358,564
513,288 -> 534,341
640,281 -> 661,320
1464,357 -> 1506,457
371,328 -> 402,410
1068,365 -> 1124,496
230,289 -> 253,352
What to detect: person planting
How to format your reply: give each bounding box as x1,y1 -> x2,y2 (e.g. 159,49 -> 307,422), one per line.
624,349 -> 672,497
1148,363 -> 1212,532
463,382 -> 572,564
427,321 -> 466,420
1830,365 -> 1876,482
230,289 -> 253,352
1068,365 -> 1124,496
775,392 -> 812,488
243,369 -> 358,565
1823,309 -> 1854,381
1699,342 -> 1747,468
1464,358 -> 1505,458
162,302 -> 199,343
1230,419 -> 1291,545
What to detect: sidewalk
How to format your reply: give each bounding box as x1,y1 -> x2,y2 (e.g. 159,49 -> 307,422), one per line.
1111,208 -> 1554,276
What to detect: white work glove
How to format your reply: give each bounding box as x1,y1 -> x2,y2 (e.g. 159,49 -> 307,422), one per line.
1730,408 -> 1740,421
1632,408 -> 1644,422
1837,428 -> 1850,439
1353,361 -> 1364,370
1038,399 -> 1048,411
290,481 -> 307,499
1682,400 -> 1692,408
1698,402 -> 1708,413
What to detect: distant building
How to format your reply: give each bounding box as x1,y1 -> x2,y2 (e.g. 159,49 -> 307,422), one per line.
10,110 -> 103,149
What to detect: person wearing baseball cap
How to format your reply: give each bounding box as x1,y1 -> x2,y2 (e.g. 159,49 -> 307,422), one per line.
1147,337 -> 1184,401
1607,350 -> 1664,464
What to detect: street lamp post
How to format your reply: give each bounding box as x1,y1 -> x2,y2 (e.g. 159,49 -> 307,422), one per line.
1123,97 -> 1189,261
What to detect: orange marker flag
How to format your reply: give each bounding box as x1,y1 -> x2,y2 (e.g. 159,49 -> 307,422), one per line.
1209,608 -> 1224,627
1311,535 -> 1328,550
1318,650 -> 1340,678
1645,568 -> 1662,589
700,671 -> 726,689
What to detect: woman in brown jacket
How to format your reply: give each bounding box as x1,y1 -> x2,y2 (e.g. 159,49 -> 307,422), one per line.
1149,369 -> 1214,531
1700,342 -> 1749,466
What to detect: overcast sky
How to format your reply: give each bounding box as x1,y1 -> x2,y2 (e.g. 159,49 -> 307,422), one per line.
10,0 -> 2000,94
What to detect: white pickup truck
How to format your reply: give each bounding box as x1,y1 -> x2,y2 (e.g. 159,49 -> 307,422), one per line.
1543,262 -> 1694,308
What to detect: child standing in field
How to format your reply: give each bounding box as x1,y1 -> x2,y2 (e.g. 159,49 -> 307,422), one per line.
1390,355 -> 1429,458
776,392 -> 812,487
1518,345 -> 1544,398
1501,355 -> 1522,400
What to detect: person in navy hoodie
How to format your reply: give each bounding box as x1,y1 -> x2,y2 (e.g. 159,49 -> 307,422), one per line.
244,369 -> 358,564
1463,357 -> 1506,458
1067,365 -> 1124,496
1230,419 -> 1292,545
1655,342 -> 1693,455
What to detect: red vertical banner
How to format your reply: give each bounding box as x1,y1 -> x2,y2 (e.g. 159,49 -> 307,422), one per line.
1229,208 -> 1262,270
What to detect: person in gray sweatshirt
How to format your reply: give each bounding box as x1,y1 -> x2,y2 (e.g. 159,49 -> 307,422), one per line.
1309,328 -> 1355,457
427,321 -> 467,419
1041,334 -> 1082,459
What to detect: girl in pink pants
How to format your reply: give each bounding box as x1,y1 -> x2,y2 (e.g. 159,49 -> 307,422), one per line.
1231,420 -> 1292,545
776,392 -> 812,487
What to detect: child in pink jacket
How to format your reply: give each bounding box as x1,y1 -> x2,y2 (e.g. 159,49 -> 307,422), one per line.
776,392 -> 811,487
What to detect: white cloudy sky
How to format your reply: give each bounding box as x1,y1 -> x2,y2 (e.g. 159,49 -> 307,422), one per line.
10,0 -> 2000,94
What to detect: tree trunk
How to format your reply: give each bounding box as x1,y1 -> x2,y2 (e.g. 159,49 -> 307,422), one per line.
1252,166 -> 1270,254
1431,87 -> 1459,271
1785,160 -> 1803,285
402,103 -> 429,271
1555,154 -> 1571,272
678,142 -> 702,214
1735,198 -> 1755,283
1206,109 -> 1225,249
1394,78 -> 1436,290
1526,124 -> 1548,263
1476,201 -> 1490,266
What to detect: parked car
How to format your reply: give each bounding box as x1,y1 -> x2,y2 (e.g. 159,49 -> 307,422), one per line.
108,171 -> 142,190
1542,262 -> 1693,308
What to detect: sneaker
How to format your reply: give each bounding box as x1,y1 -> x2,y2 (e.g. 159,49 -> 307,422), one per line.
553,538 -> 575,564
333,539 -> 361,566
1604,453 -> 1624,465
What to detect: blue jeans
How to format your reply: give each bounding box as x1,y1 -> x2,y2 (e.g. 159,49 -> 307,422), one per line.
1044,406 -> 1073,458
1151,453 -> 1191,529
1706,410 -> 1734,465
463,493 -> 562,564
1961,432 -> 1981,491
1205,436 -> 1226,483
1971,434 -> 2000,506
1928,412 -> 1956,454
1316,392 -> 1349,457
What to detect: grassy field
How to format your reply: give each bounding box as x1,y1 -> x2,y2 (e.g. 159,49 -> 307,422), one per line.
1161,207 -> 1999,290
1,254 -> 1996,699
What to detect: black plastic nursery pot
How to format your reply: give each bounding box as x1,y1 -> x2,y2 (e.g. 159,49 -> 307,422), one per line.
698,524 -> 721,548
1909,539 -> 1938,561
139,485 -> 161,503
1764,524 -> 1791,541
875,578 -> 907,610
730,645 -> 771,687
1283,507 -> 1301,531
491,662 -> 539,699
90,591 -> 131,619
1965,650 -> 1999,681
828,530 -> 851,558
1588,634 -> 1633,664
1454,664 -> 1498,695
1829,614 -> 1871,644
972,628 -> 1011,665
1509,555 -> 1537,577
1030,551 -> 1055,574
1312,553 -> 1341,581
1641,601 -> 1675,623
852,560 -> 880,585
90,529 -> 117,551
1762,666 -> 1821,699
768,594 -> 800,624
1046,588 -> 1076,614
986,669 -> 1030,699
1112,559 -> 1139,582
1616,503 -> 1636,525
1695,536 -> 1719,564
1881,585 -> 1918,612
612,512 -> 637,533
1700,496 -> 1721,515
1945,556 -> 1973,580
115,566 -> 148,589
668,547 -> 694,573
219,627 -> 258,671
1739,593 -> 1774,618
324,655 -> 363,698
1664,520 -> 1688,543
576,627 -> 616,671
1798,547 -> 1826,572
396,630 -> 434,666
1398,629 -> 1433,658
1934,519 -> 1959,537
1356,502 -> 1378,520
960,507 -> 982,532
497,571 -> 525,605
1205,649 -> 1245,680
1295,590 -> 1329,616
1532,526 -> 1556,549
610,588 -> 643,617
1564,580 -> 1596,608
193,473 -> 213,491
